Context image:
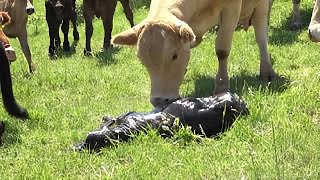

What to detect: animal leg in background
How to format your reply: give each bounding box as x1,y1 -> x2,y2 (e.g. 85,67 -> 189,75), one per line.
119,0 -> 134,27
61,18 -> 71,51
291,0 -> 301,30
45,2 -> 61,57
308,0 -> 320,42
102,1 -> 117,49
0,43 -> 29,119
83,0 -> 94,56
214,6 -> 241,94
252,0 -> 276,81
18,28 -> 36,72
71,0 -> 79,41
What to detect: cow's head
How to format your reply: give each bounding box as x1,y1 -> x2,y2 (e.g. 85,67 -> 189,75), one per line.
49,0 -> 64,17
26,0 -> 35,15
112,21 -> 196,107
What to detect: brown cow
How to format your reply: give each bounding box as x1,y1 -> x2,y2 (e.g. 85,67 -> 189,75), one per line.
112,0 -> 276,107
0,0 -> 36,73
83,0 -> 134,55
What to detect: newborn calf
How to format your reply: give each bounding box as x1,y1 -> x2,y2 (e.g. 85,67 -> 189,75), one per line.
76,92 -> 249,152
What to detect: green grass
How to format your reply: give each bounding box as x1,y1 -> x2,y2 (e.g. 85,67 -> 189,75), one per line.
0,0 -> 319,178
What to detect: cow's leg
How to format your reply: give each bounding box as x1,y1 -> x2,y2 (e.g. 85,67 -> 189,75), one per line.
119,0 -> 134,27
46,2 -> 59,57
252,0 -> 276,81
71,0 -> 80,41
102,1 -> 117,49
18,30 -> 36,73
214,5 -> 241,94
308,0 -> 320,42
83,2 -> 95,56
61,18 -> 71,51
292,0 -> 301,30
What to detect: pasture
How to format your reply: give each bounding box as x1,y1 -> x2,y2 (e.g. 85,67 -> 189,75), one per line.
0,0 -> 319,178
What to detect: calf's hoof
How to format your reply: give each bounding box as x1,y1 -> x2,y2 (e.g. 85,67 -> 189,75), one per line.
290,21 -> 301,31
63,42 -> 70,52
49,47 -> 58,58
259,72 -> 277,82
103,43 -> 113,50
84,48 -> 93,56
74,31 -> 80,41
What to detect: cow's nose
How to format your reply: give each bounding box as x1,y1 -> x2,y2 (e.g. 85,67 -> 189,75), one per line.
150,97 -> 177,108
26,7 -> 35,15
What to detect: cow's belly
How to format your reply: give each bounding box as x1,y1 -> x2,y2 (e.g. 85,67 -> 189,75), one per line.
239,0 -> 263,30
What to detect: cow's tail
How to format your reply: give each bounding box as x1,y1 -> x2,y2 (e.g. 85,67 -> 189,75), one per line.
0,43 -> 29,119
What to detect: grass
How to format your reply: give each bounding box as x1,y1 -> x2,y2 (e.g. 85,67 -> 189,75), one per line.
0,0 -> 319,178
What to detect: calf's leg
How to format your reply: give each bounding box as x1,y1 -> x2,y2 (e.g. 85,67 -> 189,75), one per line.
119,0 -> 134,27
71,0 -> 80,41
252,0 -> 276,81
292,0 -> 301,30
214,5 -> 241,94
102,1 -> 117,49
61,18 -> 71,51
83,2 -> 95,55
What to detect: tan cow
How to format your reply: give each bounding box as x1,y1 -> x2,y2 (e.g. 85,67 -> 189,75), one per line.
112,0 -> 276,107
308,0 -> 320,41
0,0 -> 36,73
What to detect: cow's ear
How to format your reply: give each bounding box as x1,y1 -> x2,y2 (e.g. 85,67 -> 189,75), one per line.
178,23 -> 196,44
112,24 -> 146,46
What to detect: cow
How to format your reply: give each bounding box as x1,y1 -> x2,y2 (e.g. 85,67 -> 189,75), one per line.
0,13 -> 29,119
45,0 -> 80,58
83,0 -> 134,55
111,0 -> 276,107
0,0 -> 36,73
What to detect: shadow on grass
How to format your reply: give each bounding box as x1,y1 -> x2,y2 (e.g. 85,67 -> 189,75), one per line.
0,120 -> 22,146
188,72 -> 291,97
94,46 -> 121,66
269,7 -> 313,45
49,41 -> 79,59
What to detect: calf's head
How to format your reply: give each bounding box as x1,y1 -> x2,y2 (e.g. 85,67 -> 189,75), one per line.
26,0 -> 35,15
112,21 -> 196,107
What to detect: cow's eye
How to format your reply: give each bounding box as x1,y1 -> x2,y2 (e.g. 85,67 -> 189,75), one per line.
172,53 -> 178,61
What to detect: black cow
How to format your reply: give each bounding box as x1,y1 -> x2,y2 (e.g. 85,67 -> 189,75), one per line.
83,0 -> 134,55
45,0 -> 80,57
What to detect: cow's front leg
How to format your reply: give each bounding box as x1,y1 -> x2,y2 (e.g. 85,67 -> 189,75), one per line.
291,0 -> 301,30
102,2 -> 117,49
119,0 -> 134,27
61,18 -> 70,51
252,0 -> 276,81
46,2 -> 58,57
308,0 -> 320,42
214,7 -> 241,94
18,28 -> 36,73
83,12 -> 94,56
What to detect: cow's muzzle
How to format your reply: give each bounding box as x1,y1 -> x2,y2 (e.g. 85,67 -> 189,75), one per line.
26,6 -> 35,15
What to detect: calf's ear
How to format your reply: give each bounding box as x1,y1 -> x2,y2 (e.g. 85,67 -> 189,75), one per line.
112,24 -> 145,46
177,23 -> 196,44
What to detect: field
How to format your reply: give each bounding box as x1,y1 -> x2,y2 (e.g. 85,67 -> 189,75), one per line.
0,0 -> 319,178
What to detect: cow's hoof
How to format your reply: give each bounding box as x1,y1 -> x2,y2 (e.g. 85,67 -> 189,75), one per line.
63,42 -> 70,52
290,22 -> 301,31
103,43 -> 113,50
74,31 -> 80,41
29,63 -> 37,74
84,48 -> 93,56
259,73 -> 277,82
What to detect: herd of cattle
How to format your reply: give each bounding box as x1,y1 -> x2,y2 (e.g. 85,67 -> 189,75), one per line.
0,0 -> 319,120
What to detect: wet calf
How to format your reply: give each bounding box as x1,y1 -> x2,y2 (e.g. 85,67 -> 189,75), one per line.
83,0 -> 134,55
45,0 -> 80,57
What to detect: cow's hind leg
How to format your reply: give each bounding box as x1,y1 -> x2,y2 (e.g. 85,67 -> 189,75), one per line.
292,0 -> 301,30
252,0 -> 276,81
61,18 -> 71,51
119,0 -> 134,27
46,2 -> 59,57
102,1 -> 117,49
18,29 -> 36,73
71,0 -> 80,41
214,5 -> 241,94
308,0 -> 320,42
